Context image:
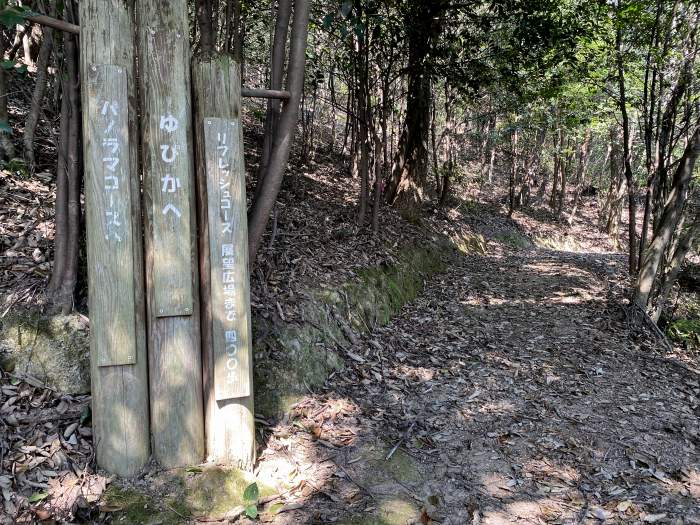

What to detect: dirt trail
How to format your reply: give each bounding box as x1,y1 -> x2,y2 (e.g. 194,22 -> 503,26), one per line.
261,245 -> 700,524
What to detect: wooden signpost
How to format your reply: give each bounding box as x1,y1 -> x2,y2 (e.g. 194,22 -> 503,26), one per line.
193,56 -> 255,469
77,0 -> 294,476
136,0 -> 204,467
79,0 -> 149,477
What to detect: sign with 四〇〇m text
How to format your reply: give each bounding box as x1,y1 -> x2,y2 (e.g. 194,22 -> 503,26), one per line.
204,118 -> 251,400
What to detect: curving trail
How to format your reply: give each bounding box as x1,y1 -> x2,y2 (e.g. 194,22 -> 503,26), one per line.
260,244 -> 700,524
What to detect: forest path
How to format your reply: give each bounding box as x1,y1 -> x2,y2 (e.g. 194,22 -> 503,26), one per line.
262,245 -> 700,525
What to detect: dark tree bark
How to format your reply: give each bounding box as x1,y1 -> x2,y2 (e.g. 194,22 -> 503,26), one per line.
616,23 -> 638,274
48,17 -> 81,313
24,22 -> 53,171
253,0 -> 292,203
248,0 -> 310,264
385,2 -> 443,220
196,0 -> 215,54
0,35 -> 14,160
634,126 -> 700,309
355,2 -> 370,225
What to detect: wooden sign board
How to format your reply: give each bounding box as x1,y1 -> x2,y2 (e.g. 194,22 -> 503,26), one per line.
145,30 -> 194,318
85,64 -> 137,367
203,118 -> 251,400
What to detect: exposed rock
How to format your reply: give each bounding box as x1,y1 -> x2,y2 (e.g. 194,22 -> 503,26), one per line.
0,310 -> 90,394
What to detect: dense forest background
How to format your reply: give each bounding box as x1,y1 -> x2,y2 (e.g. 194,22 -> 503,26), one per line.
0,0 -> 697,329
1,0 -> 700,523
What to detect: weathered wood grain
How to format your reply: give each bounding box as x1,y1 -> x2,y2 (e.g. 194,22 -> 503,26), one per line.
145,29 -> 194,318
193,56 -> 255,469
137,0 -> 204,468
85,65 -> 136,367
79,0 -> 150,477
203,118 -> 251,401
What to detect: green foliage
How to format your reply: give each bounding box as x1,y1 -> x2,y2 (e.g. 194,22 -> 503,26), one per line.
667,319 -> 700,348
27,492 -> 48,503
0,2 -> 33,27
3,158 -> 29,179
243,482 -> 259,519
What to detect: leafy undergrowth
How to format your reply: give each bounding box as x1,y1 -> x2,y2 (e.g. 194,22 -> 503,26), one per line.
668,318 -> 700,349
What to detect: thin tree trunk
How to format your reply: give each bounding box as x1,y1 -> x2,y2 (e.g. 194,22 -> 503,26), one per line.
248,0 -> 310,264
253,0 -> 291,202
651,213 -> 698,322
430,91 -> 440,195
617,23 -> 638,274
356,8 -> 370,226
634,126 -> 700,309
0,35 -> 14,160
567,129 -> 593,225
371,133 -> 382,233
47,74 -> 70,296
56,30 -> 81,313
24,22 -> 53,171
557,138 -> 573,218
508,128 -> 518,216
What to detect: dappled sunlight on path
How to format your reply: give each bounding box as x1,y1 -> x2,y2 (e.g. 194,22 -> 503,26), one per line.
257,245 -> 700,524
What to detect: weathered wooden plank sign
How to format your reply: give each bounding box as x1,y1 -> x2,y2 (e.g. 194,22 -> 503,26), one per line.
194,56 -> 255,469
80,0 -> 150,478
203,118 -> 251,400
146,30 -> 194,318
85,65 -> 137,367
137,1 -> 204,468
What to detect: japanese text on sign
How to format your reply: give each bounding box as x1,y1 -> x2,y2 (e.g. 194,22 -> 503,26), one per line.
204,118 -> 250,400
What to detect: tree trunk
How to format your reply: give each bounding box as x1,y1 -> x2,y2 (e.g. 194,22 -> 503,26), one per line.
248,0 -> 310,264
634,126 -> 700,309
384,2 -> 442,220
196,0 -> 215,54
47,69 -> 70,296
0,35 -> 14,160
508,128 -> 518,217
253,0 -> 291,202
617,23 -> 638,274
58,31 -> 82,313
557,138 -> 572,218
651,212 -> 698,322
48,19 -> 81,314
23,21 -> 53,172
567,129 -> 593,225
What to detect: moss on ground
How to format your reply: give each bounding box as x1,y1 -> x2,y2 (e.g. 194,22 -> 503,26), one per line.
360,442 -> 421,484
534,234 -> 582,252
0,309 -> 90,393
102,486 -> 187,525
181,465 -> 275,519
667,318 -> 700,349
254,241 -> 457,418
340,497 -> 420,525
495,231 -> 532,250
102,467 -> 276,523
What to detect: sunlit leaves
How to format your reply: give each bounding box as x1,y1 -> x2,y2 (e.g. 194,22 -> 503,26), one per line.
0,2 -> 34,27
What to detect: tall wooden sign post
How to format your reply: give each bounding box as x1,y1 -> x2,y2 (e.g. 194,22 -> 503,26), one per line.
193,56 -> 255,469
136,0 -> 204,467
79,0 -> 150,477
